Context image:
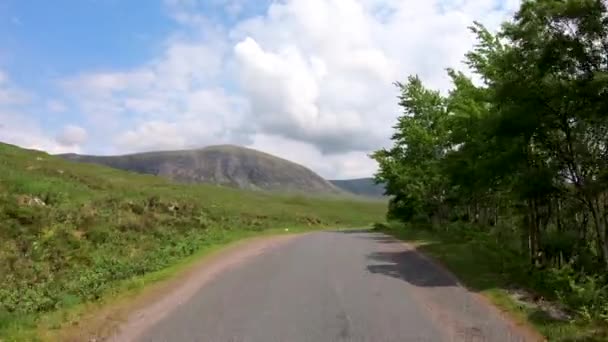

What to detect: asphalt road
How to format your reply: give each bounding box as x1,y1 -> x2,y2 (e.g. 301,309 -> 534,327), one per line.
136,230 -> 531,342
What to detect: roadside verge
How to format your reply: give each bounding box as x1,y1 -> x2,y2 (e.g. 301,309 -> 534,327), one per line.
375,224 -> 605,342
28,228 -> 309,342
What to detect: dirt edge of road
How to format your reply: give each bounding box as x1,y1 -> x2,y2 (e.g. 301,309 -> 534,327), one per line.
58,233 -> 303,342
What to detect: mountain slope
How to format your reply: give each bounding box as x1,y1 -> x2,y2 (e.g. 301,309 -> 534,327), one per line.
0,142 -> 386,340
330,178 -> 385,197
60,145 -> 341,194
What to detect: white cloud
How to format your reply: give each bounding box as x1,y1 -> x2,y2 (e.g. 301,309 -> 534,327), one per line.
56,125 -> 87,147
0,71 -> 78,153
61,33 -> 245,154
56,0 -> 519,177
229,0 -> 519,157
114,87 -> 250,152
0,112 -> 80,154
248,134 -> 377,179
234,37 -> 374,153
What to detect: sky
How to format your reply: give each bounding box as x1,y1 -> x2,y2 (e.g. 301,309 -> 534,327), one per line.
0,0 -> 520,179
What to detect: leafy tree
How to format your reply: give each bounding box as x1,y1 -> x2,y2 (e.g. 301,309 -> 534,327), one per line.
372,76 -> 450,223
375,0 -> 608,305
493,0 -> 608,266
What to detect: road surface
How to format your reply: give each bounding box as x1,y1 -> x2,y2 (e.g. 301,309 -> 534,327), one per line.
133,230 -> 534,342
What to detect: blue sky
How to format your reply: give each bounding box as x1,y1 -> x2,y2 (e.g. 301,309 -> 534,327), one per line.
0,0 -> 267,118
1,1 -> 176,133
1,1 -> 172,75
0,0 -> 519,178
0,1 -> 270,76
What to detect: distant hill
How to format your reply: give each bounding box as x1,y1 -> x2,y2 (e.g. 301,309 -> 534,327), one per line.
0,142 -> 385,336
330,178 -> 385,198
59,145 -> 342,194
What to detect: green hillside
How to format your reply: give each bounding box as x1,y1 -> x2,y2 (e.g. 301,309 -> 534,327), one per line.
0,142 -> 385,339
59,145 -> 343,194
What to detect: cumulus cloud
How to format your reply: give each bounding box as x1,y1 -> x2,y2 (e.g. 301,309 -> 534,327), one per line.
234,37 -> 374,153
229,0 -> 519,155
56,0 -> 520,176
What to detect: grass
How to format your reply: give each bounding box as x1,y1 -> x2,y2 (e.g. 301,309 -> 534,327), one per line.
0,142 -> 386,341
32,227 -> 319,342
376,222 -> 608,342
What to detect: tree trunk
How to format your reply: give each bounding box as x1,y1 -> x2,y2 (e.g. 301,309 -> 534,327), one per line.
526,199 -> 541,265
576,210 -> 589,247
556,198 -> 563,232
588,198 -> 608,269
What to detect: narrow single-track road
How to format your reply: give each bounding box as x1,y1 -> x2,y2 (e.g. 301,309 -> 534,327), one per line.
116,230 -> 538,342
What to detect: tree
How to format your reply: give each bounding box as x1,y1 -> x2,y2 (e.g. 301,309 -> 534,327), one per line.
376,0 -> 608,268
491,0 -> 608,267
372,76 -> 450,223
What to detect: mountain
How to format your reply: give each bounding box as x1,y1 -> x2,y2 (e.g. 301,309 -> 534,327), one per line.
59,145 -> 342,194
0,142 -> 385,337
329,178 -> 385,198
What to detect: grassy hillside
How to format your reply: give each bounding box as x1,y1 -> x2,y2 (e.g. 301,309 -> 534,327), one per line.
0,143 -> 385,339
330,178 -> 385,198
59,145 -> 342,194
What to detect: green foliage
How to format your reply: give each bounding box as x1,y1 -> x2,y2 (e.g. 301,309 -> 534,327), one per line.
374,0 -> 608,335
0,143 -> 385,338
372,76 -> 450,222
380,222 -> 607,341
